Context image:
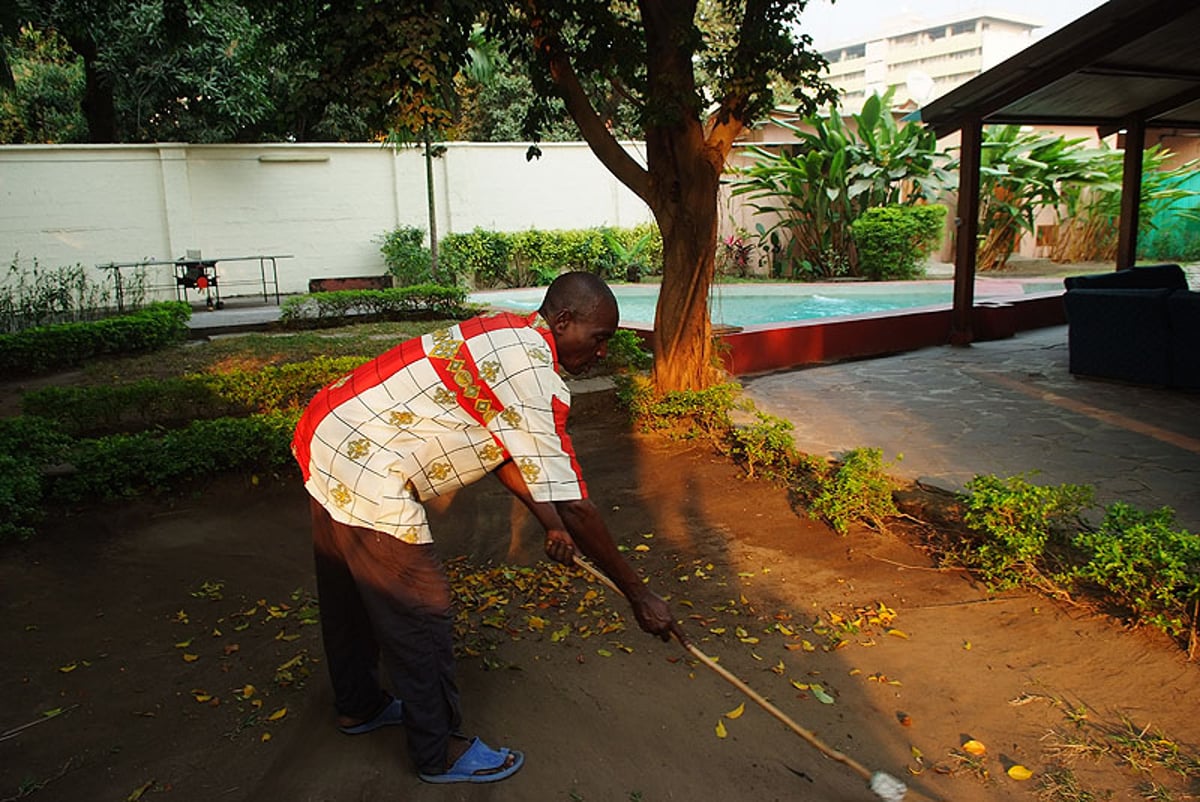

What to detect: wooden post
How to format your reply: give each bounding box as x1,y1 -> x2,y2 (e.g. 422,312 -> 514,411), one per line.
951,116 -> 983,346
1116,117 -> 1146,270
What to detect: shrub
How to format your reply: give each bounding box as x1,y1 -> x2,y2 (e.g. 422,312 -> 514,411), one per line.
616,374 -> 739,440
279,285 -> 470,327
49,412 -> 301,504
959,474 -> 1094,589
379,226 -> 433,286
22,356 -> 367,436
851,205 -> 947,280
807,447 -> 898,534
603,329 -> 652,373
728,411 -> 797,479
0,416 -> 73,542
440,225 -> 663,288
0,301 -> 190,376
1073,503 -> 1200,636
441,228 -> 513,288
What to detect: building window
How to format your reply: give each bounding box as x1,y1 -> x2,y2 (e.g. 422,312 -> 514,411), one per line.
951,20 -> 976,36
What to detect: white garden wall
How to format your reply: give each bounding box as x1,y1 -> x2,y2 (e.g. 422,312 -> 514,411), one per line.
0,141 -> 654,298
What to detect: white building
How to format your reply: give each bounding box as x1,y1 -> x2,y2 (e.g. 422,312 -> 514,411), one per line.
821,11 -> 1042,109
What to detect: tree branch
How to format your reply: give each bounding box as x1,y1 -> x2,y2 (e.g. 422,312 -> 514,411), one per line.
537,32 -> 650,204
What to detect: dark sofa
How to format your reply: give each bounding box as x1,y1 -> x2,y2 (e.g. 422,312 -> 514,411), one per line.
1063,263 -> 1200,389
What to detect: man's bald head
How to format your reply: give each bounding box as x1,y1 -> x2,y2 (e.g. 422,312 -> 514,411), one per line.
539,271 -> 617,324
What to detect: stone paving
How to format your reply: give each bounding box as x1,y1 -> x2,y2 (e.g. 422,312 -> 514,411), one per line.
743,325 -> 1200,532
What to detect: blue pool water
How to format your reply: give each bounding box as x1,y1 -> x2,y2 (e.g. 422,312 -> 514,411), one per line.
470,280 -> 1061,328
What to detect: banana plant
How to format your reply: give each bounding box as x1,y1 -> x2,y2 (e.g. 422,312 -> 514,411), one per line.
948,125 -> 1108,271
732,89 -> 952,278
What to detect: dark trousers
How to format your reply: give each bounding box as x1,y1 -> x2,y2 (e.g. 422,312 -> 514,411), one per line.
310,498 -> 462,773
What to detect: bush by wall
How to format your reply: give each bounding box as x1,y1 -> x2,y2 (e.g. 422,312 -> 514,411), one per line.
441,224 -> 663,288
379,225 -> 435,286
851,205 -> 947,281
0,301 -> 191,376
279,284 -> 469,326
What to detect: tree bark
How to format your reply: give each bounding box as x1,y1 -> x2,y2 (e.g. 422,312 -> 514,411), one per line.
68,37 -> 117,143
644,126 -> 726,391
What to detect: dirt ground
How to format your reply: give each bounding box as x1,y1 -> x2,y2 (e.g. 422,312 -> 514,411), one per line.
2,389 -> 1198,802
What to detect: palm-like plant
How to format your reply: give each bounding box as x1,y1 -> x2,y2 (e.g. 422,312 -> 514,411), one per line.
732,90 -> 950,278
953,126 -> 1107,271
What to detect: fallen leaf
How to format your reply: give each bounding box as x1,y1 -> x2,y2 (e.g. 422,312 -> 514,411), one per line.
811,685 -> 835,705
596,648 -> 613,657
174,639 -> 193,649
223,643 -> 240,655
715,720 -> 728,739
1007,764 -> 1033,781
725,703 -> 745,720
241,684 -> 256,699
260,732 -> 272,742
126,780 -> 155,801
42,707 -> 63,718
192,691 -> 213,703
633,544 -> 650,552
962,739 -> 987,756
58,663 -> 77,673
267,706 -> 287,721
886,629 -> 909,639
182,653 -> 199,663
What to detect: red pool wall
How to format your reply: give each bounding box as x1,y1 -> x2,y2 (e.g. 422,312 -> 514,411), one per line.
625,292 -> 1065,377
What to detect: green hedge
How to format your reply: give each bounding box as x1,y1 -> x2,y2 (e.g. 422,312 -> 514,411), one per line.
0,302 -> 191,376
49,411 -> 301,504
21,356 -> 367,436
851,205 -> 946,280
0,411 -> 301,542
441,224 -> 663,288
279,284 -> 469,326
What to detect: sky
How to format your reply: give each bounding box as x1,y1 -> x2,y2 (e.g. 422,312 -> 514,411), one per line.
798,0 -> 1110,49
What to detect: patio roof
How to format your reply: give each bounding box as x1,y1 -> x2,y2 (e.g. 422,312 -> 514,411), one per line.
907,0 -> 1200,345
915,0 -> 1200,137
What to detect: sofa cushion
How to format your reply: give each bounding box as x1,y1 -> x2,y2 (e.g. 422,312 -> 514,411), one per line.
1063,263 -> 1186,291
1166,290 -> 1200,389
1063,287 -> 1174,385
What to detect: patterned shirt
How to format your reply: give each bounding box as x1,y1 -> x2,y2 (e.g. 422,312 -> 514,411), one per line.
293,312 -> 586,543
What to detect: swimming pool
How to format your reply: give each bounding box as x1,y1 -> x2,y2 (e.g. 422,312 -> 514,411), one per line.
469,279 -> 1063,328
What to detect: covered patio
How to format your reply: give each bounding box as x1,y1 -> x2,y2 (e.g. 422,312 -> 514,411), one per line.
912,0 -> 1200,343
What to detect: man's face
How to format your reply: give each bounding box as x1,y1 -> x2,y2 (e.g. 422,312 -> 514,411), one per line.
551,301 -> 619,375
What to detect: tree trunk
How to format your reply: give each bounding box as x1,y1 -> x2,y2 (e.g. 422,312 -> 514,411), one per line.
645,128 -> 725,392
423,128 -> 440,281
71,38 -> 117,143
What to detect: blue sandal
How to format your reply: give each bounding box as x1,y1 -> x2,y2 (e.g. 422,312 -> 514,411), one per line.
419,736 -> 525,784
338,698 -> 404,735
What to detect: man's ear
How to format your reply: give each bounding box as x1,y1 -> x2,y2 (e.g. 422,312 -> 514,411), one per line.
551,308 -> 574,332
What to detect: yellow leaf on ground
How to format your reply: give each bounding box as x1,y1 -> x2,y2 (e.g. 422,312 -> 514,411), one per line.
633,544 -> 650,552
174,639 -> 192,648
725,703 -> 745,720
182,653 -> 199,663
267,706 -> 287,721
241,684 -> 256,698
260,732 -> 272,742
962,739 -> 987,756
715,720 -> 727,738
126,780 -> 155,801
886,629 -> 909,639
58,663 -> 77,673
1007,764 -> 1033,781
192,691 -> 212,703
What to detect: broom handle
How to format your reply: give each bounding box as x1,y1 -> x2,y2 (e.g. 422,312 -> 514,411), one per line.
573,555 -> 874,781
